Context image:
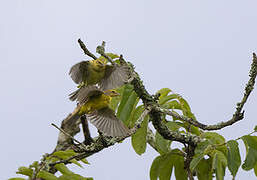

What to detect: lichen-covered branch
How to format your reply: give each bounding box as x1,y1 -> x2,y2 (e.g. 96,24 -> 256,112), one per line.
50,108 -> 150,167
128,64 -> 200,146
157,53 -> 257,131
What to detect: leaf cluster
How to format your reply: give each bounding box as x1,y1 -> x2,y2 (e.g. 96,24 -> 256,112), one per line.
10,150 -> 92,180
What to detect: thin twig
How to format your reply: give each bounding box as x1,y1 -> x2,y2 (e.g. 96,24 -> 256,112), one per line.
49,152 -> 86,167
130,108 -> 151,134
78,39 -> 97,60
51,123 -> 82,146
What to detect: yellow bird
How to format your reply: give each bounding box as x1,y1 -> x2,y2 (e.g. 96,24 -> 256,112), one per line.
69,85 -> 130,137
69,58 -> 130,91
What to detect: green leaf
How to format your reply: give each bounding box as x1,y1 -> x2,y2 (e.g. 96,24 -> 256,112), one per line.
155,132 -> 171,155
52,150 -> 83,168
70,159 -> 83,168
150,156 -> 162,180
157,88 -> 172,98
117,84 -> 134,116
254,125 -> 257,132
159,153 -> 174,180
162,100 -> 181,110
254,163 -> 257,177
159,94 -> 179,105
195,140 -> 211,154
242,147 -> 257,170
117,85 -> 139,124
37,170 -> 58,180
202,132 -> 227,155
106,53 -> 119,59
131,115 -> 149,155
150,150 -> 185,180
241,135 -> 257,151
150,152 -> 175,180
98,53 -> 119,64
80,158 -> 90,165
54,163 -> 73,175
178,96 -> 191,113
195,158 -> 213,180
8,178 -> 26,180
212,150 -> 227,180
227,140 -> 241,177
173,149 -> 187,180
190,154 -> 204,171
29,161 -> 39,169
16,166 -> 33,177
52,149 -> 77,158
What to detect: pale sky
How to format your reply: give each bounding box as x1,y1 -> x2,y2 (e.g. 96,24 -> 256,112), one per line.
1,0 -> 257,180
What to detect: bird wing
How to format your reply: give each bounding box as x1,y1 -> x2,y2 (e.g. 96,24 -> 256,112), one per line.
87,107 -> 130,137
69,85 -> 103,105
69,61 -> 90,84
98,64 -> 130,90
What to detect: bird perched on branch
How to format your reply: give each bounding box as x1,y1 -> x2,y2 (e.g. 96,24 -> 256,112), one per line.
69,57 -> 130,91
68,85 -> 130,137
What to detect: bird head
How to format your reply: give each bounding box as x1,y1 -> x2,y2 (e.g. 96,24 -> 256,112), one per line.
104,89 -> 120,97
91,59 -> 106,67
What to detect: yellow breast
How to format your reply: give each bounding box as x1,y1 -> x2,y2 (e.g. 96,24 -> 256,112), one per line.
79,94 -> 111,115
86,61 -> 106,85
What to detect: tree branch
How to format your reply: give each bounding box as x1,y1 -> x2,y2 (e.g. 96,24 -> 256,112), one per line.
156,53 -> 257,131
78,39 -> 97,60
50,108 -> 150,166
128,64 -> 200,146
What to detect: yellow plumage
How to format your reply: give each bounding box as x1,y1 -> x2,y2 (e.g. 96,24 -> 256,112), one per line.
69,57 -> 130,90
79,93 -> 111,114
68,86 -> 130,137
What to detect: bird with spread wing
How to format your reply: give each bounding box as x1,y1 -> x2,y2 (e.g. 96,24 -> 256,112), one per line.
68,85 -> 130,137
69,56 -> 130,91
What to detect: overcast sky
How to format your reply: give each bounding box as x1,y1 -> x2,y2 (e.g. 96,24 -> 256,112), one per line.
1,0 -> 257,180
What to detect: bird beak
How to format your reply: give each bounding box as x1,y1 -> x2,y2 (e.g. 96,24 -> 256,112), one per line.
113,91 -> 120,96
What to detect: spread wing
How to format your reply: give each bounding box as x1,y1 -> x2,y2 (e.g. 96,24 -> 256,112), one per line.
69,61 -> 90,84
87,107 -> 130,137
99,64 -> 130,90
69,85 -> 103,105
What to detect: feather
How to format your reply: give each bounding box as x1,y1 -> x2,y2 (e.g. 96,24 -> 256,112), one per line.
69,61 -> 90,84
69,85 -> 102,104
99,64 -> 130,90
87,107 -> 130,137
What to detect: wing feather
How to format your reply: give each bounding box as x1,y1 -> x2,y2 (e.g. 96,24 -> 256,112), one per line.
69,85 -> 103,105
86,107 -> 130,137
69,61 -> 90,84
99,64 -> 130,90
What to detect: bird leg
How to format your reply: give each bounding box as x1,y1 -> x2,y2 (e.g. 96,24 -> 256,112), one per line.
80,115 -> 94,145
